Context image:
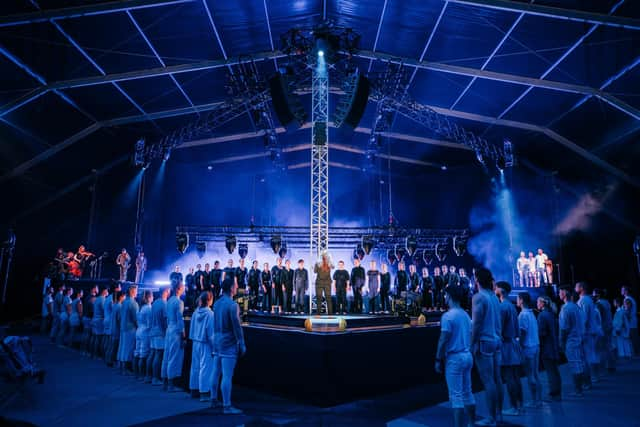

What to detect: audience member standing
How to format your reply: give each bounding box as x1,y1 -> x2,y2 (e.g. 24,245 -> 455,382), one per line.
537,296 -> 562,401
494,282 -> 523,416
210,278 -> 246,414
471,268 -> 503,426
435,285 -> 476,427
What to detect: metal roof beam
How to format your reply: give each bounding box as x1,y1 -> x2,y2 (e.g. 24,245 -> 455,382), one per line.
0,123 -> 102,184
0,0 -> 196,27
493,1 -> 626,122
126,10 -> 196,109
429,105 -> 640,188
356,50 -> 640,120
44,51 -> 283,90
447,0 -> 640,31
202,143 -> 441,168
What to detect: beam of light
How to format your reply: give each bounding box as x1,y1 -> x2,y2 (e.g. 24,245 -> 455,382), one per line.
123,168 -> 145,206
153,280 -> 171,286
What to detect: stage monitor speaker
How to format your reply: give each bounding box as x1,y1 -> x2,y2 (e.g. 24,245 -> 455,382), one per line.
339,75 -> 370,129
268,72 -> 305,129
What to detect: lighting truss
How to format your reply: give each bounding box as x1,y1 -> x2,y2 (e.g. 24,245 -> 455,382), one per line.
176,225 -> 468,252
383,97 -> 504,165
311,58 -> 330,257
135,58 -> 281,167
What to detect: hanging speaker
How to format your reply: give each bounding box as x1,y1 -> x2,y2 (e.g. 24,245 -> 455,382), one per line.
405,235 -> 418,257
196,242 -> 206,259
268,72 -> 306,129
176,233 -> 189,254
335,74 -> 370,129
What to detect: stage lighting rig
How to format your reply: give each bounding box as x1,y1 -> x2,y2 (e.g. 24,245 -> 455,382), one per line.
238,243 -> 248,259
176,233 -> 189,254
196,241 -> 206,259
405,235 -> 418,257
279,243 -> 288,259
387,249 -> 397,265
362,236 -> 375,255
395,244 -> 407,263
423,249 -> 434,265
270,235 -> 282,254
435,242 -> 448,262
503,139 -> 514,168
453,236 -> 467,257
225,236 -> 237,254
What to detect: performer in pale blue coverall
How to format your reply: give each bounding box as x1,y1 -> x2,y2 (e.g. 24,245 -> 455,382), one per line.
559,286 -> 586,397
164,281 -> 186,392
149,286 -> 169,386
435,284 -> 476,427
210,278 -> 246,415
91,287 -> 107,358
103,283 -> 121,367
471,268 -> 503,426
576,282 -> 602,384
189,292 -> 215,401
117,285 -> 139,375
134,290 -> 153,381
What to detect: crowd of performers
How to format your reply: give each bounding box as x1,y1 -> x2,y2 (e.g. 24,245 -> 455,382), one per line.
169,256 -> 476,316
516,248 -> 553,287
436,270 -> 639,427
41,278 -> 247,414
48,246 -> 147,283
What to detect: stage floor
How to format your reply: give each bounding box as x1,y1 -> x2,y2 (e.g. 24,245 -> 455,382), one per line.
243,312 -> 413,332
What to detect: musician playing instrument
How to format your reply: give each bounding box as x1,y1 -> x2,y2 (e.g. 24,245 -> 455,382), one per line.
70,245 -> 95,278
116,248 -> 131,282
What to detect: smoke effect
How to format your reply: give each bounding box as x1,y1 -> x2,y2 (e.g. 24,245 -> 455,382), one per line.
554,183 -> 617,236
467,175 -> 552,283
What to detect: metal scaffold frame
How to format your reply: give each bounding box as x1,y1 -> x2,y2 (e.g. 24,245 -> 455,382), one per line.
310,63 -> 329,260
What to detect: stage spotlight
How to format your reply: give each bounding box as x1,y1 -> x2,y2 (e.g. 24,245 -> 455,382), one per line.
405,235 -> 418,257
196,241 -> 206,259
387,249 -> 397,265
207,165 -> 213,171
362,236 -> 375,255
435,242 -> 448,262
441,165 -> 448,171
318,50 -> 324,57
412,249 -> 423,266
238,243 -> 248,259
423,249 -> 434,265
504,139 -> 514,167
270,235 -> 282,254
355,245 -> 365,261
176,233 -> 189,254
395,244 -> 407,262
225,235 -> 237,254
453,236 -> 467,257
279,243 -> 288,259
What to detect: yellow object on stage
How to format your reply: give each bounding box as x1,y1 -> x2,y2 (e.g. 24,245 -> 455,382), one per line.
417,314 -> 426,325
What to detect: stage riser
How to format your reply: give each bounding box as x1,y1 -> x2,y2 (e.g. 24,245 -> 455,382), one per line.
179,324 -> 442,406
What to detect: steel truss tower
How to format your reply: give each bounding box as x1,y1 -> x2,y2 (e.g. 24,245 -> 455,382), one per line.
310,62 -> 329,259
